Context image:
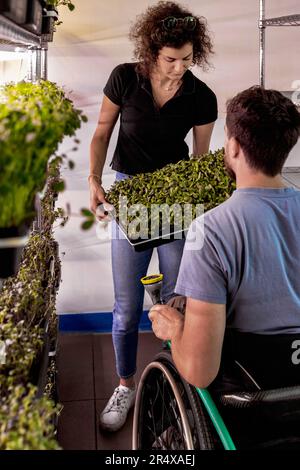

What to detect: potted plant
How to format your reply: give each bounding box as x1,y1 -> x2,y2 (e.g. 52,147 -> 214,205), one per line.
41,0 -> 74,41
41,1 -> 58,42
45,0 -> 74,11
0,80 -> 85,278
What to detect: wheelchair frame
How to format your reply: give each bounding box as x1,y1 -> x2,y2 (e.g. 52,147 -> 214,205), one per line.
133,341 -> 300,450
132,344 -> 236,450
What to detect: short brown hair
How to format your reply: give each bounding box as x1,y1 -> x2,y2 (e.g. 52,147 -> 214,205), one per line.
129,1 -> 213,78
226,86 -> 300,176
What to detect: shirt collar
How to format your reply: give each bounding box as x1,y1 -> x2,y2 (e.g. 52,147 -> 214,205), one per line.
138,67 -> 196,95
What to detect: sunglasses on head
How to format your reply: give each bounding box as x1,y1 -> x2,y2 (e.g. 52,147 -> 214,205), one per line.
161,16 -> 197,32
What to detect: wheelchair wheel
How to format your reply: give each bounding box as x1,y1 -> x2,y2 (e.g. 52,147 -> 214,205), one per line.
132,350 -> 219,450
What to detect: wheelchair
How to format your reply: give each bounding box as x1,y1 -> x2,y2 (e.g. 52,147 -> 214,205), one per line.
132,294 -> 300,450
133,346 -> 300,450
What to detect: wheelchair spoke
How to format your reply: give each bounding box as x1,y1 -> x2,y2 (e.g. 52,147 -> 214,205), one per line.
133,354 -> 215,450
153,370 -> 187,449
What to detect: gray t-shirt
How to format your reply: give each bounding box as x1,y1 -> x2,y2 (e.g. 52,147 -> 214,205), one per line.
176,187 -> 300,335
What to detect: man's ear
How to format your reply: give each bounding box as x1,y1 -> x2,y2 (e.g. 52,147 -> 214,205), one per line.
227,136 -> 240,159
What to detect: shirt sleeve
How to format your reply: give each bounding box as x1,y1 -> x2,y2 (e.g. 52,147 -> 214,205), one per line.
194,85 -> 218,126
175,216 -> 227,304
103,64 -> 127,106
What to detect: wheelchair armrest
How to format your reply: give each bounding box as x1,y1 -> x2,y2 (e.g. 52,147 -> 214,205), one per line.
220,385 -> 300,408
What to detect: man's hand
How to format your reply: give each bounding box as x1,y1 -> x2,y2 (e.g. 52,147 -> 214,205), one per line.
148,304 -> 184,341
150,299 -> 226,389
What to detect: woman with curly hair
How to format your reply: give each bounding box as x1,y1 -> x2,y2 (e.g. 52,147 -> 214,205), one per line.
89,1 -> 217,432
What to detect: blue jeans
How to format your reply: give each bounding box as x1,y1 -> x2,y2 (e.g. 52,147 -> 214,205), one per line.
111,172 -> 185,378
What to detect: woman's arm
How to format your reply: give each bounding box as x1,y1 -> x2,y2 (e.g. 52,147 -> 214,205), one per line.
90,95 -> 120,179
192,122 -> 215,156
89,95 -> 120,217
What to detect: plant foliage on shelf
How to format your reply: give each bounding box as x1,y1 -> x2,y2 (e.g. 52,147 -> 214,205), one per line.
0,80 -> 86,228
0,41 -> 85,449
46,0 -> 75,11
0,158 -> 64,450
0,385 -> 60,450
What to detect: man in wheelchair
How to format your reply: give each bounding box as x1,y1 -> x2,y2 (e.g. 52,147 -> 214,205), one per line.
149,86 -> 300,449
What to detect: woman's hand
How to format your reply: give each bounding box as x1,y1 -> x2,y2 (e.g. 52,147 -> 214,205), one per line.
148,304 -> 184,341
89,177 -> 112,221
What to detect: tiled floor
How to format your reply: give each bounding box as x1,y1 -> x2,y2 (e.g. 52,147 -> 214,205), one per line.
57,332 -> 162,450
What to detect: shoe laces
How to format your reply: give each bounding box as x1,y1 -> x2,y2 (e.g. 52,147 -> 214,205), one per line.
105,387 -> 132,413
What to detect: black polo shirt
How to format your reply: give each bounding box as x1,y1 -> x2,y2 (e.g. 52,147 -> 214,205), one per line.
103,62 -> 217,175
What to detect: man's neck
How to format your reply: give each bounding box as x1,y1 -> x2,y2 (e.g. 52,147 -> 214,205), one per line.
236,172 -> 286,190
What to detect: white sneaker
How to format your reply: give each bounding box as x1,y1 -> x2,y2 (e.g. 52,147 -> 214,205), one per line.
99,385 -> 136,432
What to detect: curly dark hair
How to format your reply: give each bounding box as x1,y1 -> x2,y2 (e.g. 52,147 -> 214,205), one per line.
129,1 -> 214,77
226,86 -> 300,176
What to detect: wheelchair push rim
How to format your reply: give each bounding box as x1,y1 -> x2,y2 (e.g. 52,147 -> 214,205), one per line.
132,360 -> 194,450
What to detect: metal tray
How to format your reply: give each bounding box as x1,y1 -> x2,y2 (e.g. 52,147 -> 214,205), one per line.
112,213 -> 187,251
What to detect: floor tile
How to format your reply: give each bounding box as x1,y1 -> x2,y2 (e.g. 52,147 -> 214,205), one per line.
57,400 -> 96,450
93,333 -> 119,400
57,333 -> 94,401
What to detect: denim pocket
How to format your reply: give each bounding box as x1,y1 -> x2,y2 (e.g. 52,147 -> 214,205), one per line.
115,171 -> 131,182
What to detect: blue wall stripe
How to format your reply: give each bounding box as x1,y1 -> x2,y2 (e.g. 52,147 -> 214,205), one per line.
59,310 -> 152,333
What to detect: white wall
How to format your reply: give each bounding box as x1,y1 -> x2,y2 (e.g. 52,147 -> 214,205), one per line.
47,1 -> 300,314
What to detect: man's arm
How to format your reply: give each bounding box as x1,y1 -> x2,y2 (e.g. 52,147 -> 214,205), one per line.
149,298 -> 226,388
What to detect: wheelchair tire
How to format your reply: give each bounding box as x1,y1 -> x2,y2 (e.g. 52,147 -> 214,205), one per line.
132,350 -> 219,450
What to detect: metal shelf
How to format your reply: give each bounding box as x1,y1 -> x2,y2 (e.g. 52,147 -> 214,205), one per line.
261,14 -> 300,27
0,14 -> 41,48
283,167 -> 300,174
259,1 -> 300,88
0,12 -> 48,81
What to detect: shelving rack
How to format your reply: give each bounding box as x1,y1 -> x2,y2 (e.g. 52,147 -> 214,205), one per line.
0,3 -> 54,282
259,0 -> 300,88
0,7 -> 48,82
0,7 -> 59,410
0,3 -> 59,236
